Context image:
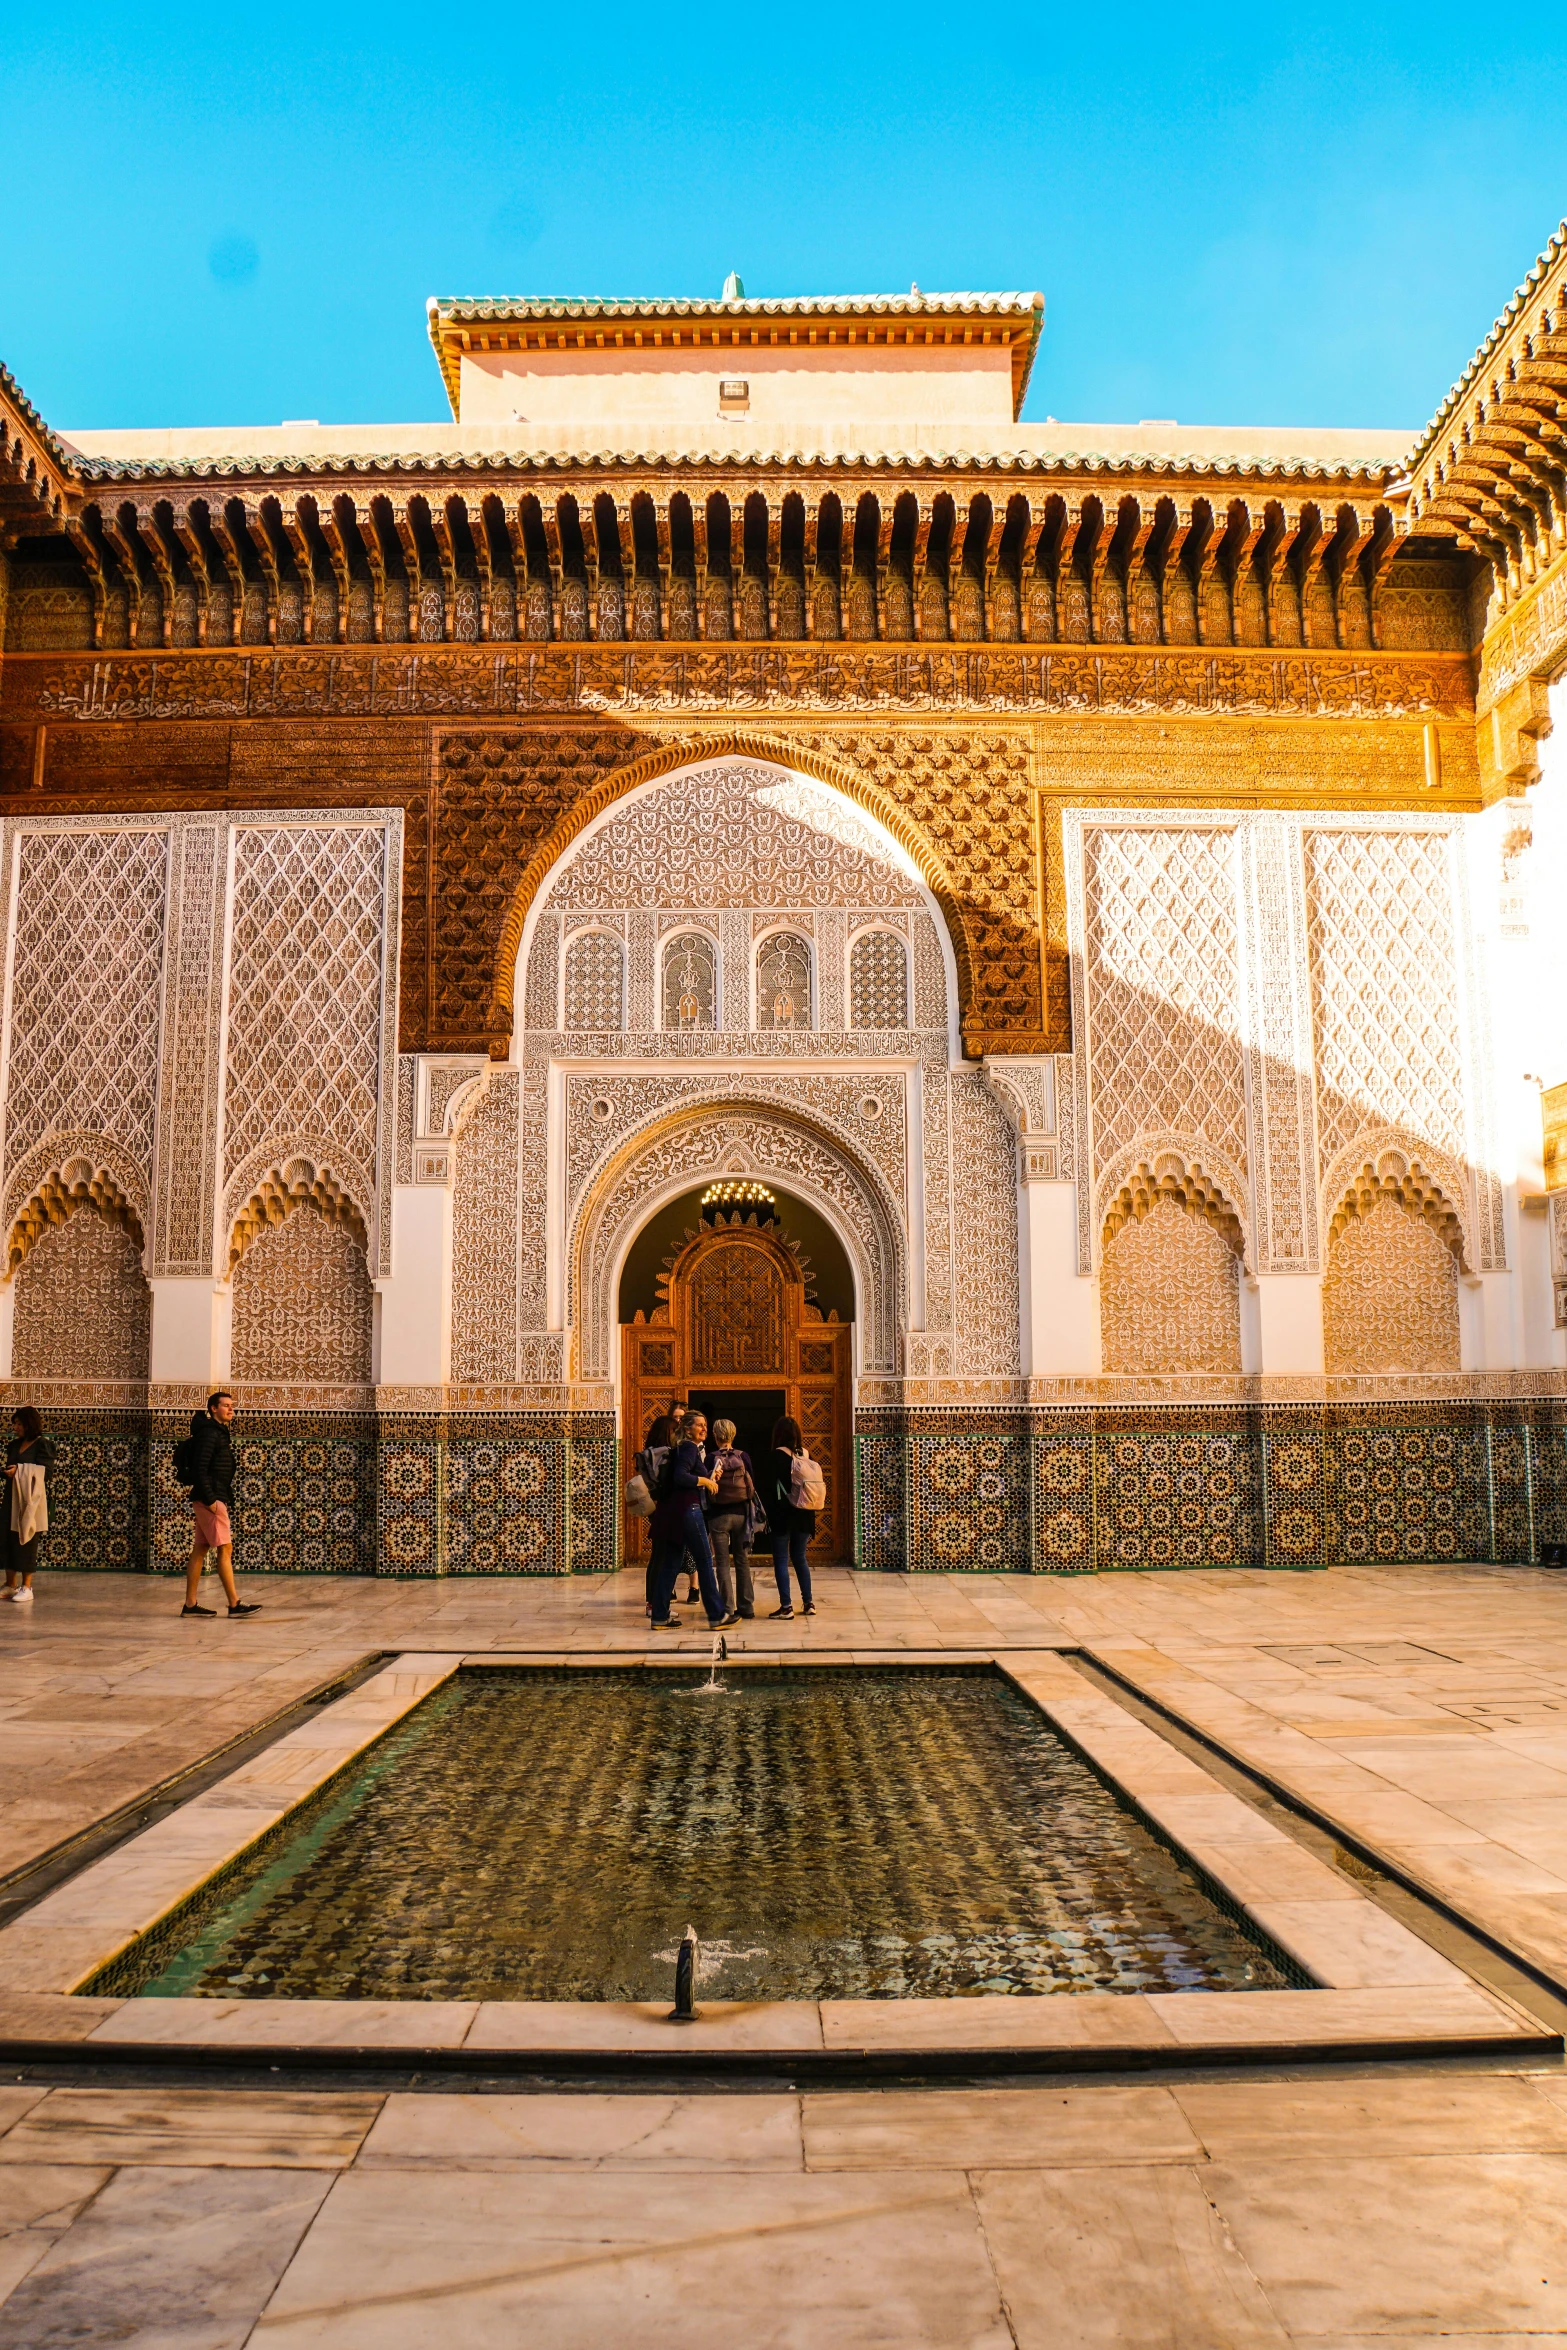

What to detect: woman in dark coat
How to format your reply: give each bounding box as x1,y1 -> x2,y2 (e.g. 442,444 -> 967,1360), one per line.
3,1405 -> 54,1605
647,1409 -> 734,1630
637,1411 -> 675,1619
758,1413 -> 815,1620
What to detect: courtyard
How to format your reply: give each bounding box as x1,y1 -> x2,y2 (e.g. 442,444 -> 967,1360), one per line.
0,1557 -> 1565,2343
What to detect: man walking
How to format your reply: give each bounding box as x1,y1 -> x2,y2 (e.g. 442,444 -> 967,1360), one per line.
182,1391 -> 261,1618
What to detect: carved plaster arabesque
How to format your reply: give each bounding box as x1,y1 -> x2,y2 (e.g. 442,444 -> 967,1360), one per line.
573,1104 -> 908,1384
4,1150 -> 145,1274
948,1071 -> 1023,1374
510,753 -> 1021,1387
450,1068 -> 520,1382
564,1069 -> 910,1224
1240,812 -> 1320,1271
0,1130 -> 151,1280
488,735 -> 998,1052
154,821 -> 226,1274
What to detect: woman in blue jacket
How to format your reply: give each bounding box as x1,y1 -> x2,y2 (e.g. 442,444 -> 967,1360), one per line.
648,1410 -> 736,1631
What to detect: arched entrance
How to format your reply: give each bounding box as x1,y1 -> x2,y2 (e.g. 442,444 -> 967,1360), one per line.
622,1214 -> 853,1565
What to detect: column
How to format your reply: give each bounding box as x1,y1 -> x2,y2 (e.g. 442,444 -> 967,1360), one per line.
149,1278 -> 228,1385
378,1178 -> 453,1387
1247,1273 -> 1325,1375
1021,1169 -> 1100,1376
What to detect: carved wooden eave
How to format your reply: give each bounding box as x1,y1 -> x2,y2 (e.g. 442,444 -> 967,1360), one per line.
1402,217 -> 1567,786
0,362 -> 78,544
4,456 -> 1419,663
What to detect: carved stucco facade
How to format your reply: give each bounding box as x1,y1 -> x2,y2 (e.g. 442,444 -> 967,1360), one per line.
0,753 -> 1551,1420
445,757 -> 1023,1401
0,809 -> 401,1408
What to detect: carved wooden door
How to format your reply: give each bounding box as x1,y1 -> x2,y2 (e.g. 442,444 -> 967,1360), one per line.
621,1220 -> 852,1566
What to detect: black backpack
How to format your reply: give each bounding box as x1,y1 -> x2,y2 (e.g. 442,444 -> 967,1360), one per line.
172,1433 -> 199,1490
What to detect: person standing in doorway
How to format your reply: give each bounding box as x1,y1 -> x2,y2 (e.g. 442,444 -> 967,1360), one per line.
3,1406 -> 53,1604
649,1409 -> 735,1631
183,1392 -> 261,1619
761,1413 -> 817,1620
705,1417 -> 756,1621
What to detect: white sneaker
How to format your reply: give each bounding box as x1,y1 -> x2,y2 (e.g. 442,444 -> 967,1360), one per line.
5,1588 -> 32,1605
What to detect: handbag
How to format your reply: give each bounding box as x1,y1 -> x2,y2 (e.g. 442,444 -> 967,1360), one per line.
742,1465 -> 767,1549
624,1470 -> 656,1520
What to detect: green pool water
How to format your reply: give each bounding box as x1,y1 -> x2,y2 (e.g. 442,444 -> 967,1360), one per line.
95,1666 -> 1298,2002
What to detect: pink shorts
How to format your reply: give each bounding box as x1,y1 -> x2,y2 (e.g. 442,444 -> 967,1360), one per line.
193,1501 -> 232,1550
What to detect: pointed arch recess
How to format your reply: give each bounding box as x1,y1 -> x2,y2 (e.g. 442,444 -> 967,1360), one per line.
483,729 -> 979,1052
571,1094 -> 907,1384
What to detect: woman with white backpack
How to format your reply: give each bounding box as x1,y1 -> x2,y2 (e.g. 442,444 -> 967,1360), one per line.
759,1413 -> 824,1620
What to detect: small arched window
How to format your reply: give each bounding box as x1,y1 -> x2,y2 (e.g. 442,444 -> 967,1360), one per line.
757,932 -> 812,1031
662,932 -> 718,1030
563,929 -> 625,1031
849,929 -> 909,1029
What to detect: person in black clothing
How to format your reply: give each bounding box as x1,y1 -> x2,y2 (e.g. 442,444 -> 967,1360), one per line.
648,1409 -> 735,1631
3,1405 -> 54,1604
184,1391 -> 261,1618
637,1411 -> 676,1618
759,1413 -> 816,1620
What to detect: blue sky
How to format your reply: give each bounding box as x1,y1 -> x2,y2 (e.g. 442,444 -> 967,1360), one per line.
3,3 -> 1564,435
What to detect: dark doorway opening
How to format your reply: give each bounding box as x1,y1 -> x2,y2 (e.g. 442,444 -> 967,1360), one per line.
689,1388 -> 785,1562
687,1388 -> 786,1523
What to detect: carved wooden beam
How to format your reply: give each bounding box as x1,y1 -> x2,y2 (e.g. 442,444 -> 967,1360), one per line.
99,510 -> 146,641
282,506 -> 318,642
317,504 -> 354,643
428,502 -> 459,641
391,506 -> 424,638
63,515 -> 108,648
168,503 -> 212,645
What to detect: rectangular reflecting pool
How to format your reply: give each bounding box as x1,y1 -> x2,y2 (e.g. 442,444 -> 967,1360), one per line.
89,1666 -> 1298,2003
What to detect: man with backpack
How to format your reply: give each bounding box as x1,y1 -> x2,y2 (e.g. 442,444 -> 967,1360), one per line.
176,1392 -> 261,1619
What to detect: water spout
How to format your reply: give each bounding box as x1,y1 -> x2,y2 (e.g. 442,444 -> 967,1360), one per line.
669,1923 -> 700,2023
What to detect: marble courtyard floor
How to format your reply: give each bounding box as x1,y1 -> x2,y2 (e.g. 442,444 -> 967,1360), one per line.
3,1559 -> 1567,2342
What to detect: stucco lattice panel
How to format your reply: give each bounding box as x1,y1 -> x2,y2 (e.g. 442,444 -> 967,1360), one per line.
1323,1195 -> 1462,1373
4,829 -> 166,1181
949,1074 -> 1022,1375
542,762 -> 927,914
850,929 -> 910,1029
1100,1197 -> 1243,1373
1307,829 -> 1466,1179
1083,825 -> 1247,1181
452,1073 -> 520,1382
223,827 -> 386,1187
562,929 -> 625,1031
230,1203 -> 374,1385
11,1208 -> 151,1382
